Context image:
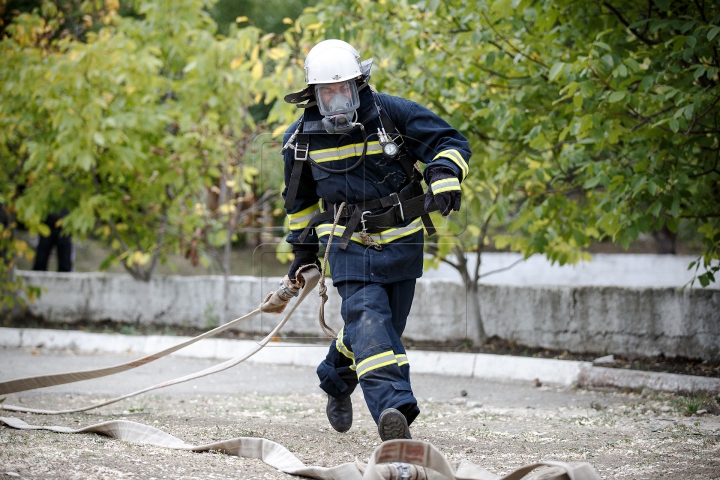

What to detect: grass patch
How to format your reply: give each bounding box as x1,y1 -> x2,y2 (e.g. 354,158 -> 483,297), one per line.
673,391 -> 718,416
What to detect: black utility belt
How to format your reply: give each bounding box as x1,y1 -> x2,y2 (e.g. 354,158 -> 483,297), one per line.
299,191 -> 438,249
331,194 -> 430,232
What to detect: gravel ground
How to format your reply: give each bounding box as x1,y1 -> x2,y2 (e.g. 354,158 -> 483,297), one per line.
2,388 -> 719,479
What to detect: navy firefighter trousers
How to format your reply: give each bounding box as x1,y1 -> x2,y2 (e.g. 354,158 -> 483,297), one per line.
316,279 -> 420,426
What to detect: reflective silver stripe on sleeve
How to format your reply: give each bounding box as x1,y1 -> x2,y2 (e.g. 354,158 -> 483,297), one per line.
288,208 -> 320,231
395,353 -> 408,367
430,177 -> 461,194
432,149 -> 469,179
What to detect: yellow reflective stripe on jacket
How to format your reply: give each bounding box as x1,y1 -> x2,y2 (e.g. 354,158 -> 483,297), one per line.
433,149 -> 468,179
288,203 -> 321,231
335,327 -> 355,361
430,177 -> 460,194
395,353 -> 408,367
356,350 -> 397,379
317,218 -> 423,245
310,142 -> 383,163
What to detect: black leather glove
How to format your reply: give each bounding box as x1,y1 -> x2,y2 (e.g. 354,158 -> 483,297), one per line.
288,244 -> 320,281
424,167 -> 462,216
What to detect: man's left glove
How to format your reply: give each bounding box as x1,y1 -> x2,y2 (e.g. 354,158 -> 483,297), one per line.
424,167 -> 462,216
288,243 -> 321,281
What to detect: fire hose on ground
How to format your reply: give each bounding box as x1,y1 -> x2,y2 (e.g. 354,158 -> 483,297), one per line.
0,230 -> 601,478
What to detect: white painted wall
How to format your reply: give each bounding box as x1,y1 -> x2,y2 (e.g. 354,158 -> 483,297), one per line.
423,252 -> 719,289
14,263 -> 720,360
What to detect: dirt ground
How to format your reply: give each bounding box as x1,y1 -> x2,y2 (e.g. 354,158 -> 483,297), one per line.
2,387 -> 719,479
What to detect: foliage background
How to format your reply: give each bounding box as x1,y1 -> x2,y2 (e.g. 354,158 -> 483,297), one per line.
1,0 -> 718,331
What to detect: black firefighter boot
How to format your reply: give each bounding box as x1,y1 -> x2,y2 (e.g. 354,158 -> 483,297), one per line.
326,394 -> 352,433
377,408 -> 412,441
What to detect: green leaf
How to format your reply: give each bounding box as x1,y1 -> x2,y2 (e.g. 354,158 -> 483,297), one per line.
708,26 -> 720,41
548,62 -> 565,82
573,94 -> 583,108
671,197 -> 680,218
594,41 -> 611,51
669,118 -> 680,133
583,175 -> 602,188
93,132 -> 106,147
607,91 -> 625,103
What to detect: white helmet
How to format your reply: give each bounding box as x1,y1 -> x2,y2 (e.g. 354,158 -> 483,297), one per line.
304,39 -> 363,85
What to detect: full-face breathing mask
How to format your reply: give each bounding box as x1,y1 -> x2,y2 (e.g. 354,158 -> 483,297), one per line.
315,80 -> 360,134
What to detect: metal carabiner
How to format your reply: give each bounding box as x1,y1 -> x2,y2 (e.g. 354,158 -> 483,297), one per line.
360,211 -> 370,233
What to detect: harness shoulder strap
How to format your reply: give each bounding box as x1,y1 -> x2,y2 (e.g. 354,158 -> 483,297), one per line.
284,131 -> 309,210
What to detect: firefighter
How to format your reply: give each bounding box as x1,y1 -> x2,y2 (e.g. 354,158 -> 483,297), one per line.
281,39 -> 470,441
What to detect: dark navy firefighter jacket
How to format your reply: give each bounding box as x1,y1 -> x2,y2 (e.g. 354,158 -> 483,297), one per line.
282,86 -> 471,283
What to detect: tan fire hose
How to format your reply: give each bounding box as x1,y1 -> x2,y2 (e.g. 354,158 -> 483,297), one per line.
0,264 -> 601,479
0,416 -> 600,480
0,265 -> 321,414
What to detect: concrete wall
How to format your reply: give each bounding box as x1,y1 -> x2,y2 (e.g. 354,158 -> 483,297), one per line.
14,270 -> 720,360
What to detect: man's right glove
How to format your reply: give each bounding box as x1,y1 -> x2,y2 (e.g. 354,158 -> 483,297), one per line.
288,243 -> 321,281
424,167 -> 462,216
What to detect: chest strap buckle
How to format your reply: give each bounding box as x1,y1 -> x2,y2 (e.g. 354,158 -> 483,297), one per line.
294,143 -> 309,161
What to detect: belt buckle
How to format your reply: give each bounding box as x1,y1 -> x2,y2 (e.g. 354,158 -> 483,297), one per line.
390,192 -> 405,222
333,203 -> 353,218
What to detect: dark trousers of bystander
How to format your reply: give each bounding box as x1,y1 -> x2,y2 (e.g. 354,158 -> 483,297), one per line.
32,212 -> 73,272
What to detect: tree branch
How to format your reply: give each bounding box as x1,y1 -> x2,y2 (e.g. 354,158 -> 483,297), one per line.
602,2 -> 661,46
478,257 -> 526,280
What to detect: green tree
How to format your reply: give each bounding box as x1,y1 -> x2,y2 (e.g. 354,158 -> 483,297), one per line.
300,0 -> 720,342
210,0 -> 317,35
1,5 -> 61,310
1,0 -> 300,299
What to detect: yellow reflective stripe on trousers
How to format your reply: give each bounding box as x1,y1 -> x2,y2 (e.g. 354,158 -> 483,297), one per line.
317,218 -> 423,245
395,353 -> 408,367
356,350 -> 397,379
310,142 -> 383,163
335,327 -> 355,361
430,177 -> 460,194
288,203 -> 321,231
432,149 -> 468,179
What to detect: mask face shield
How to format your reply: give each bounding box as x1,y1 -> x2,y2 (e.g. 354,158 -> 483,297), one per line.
315,80 -> 360,116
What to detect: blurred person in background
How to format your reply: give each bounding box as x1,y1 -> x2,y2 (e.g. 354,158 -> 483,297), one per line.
32,209 -> 73,272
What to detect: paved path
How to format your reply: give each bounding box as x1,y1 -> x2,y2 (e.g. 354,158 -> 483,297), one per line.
3,347 -> 617,410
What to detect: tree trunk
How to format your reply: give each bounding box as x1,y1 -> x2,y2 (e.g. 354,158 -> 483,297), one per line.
465,281 -> 487,345
652,225 -> 677,254
222,222 -> 232,324
450,247 -> 488,345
